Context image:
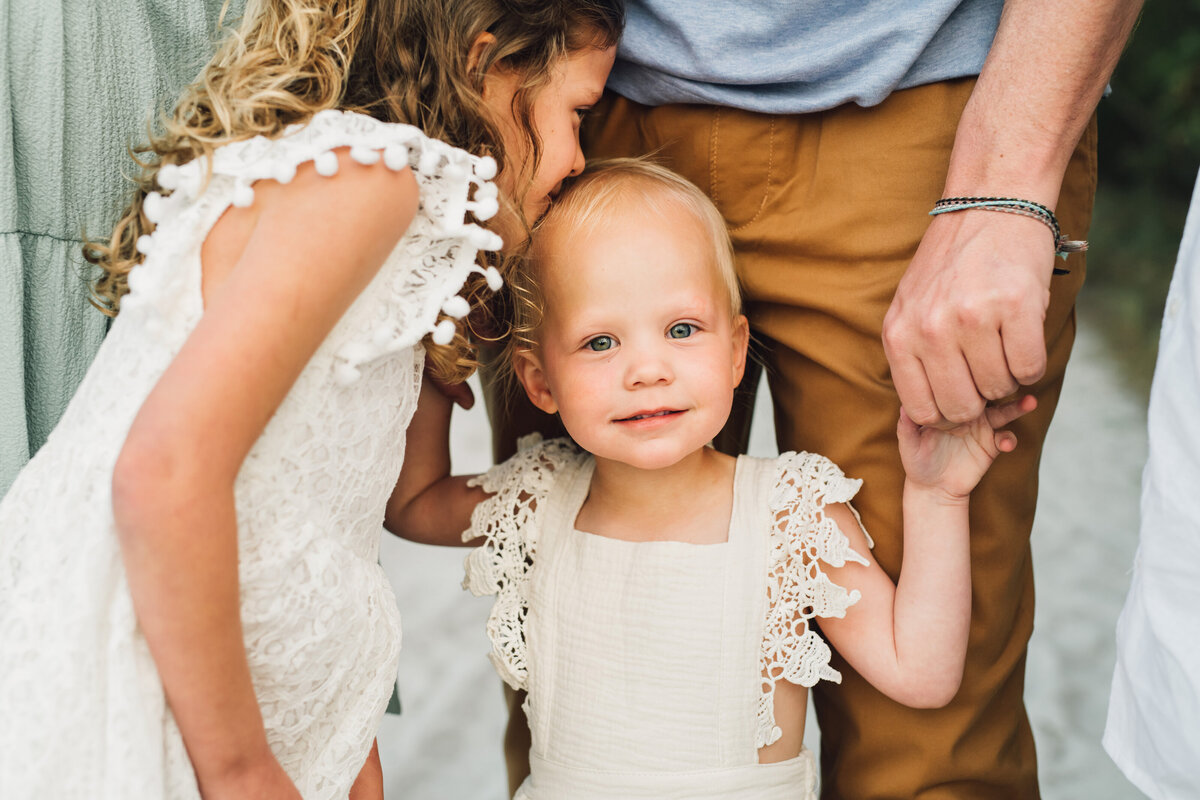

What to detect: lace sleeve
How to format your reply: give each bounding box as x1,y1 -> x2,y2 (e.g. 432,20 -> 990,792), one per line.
462,434 -> 582,691
756,451 -> 872,748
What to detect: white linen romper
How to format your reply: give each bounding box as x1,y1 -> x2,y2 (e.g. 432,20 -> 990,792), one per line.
0,109 -> 501,799
465,435 -> 871,799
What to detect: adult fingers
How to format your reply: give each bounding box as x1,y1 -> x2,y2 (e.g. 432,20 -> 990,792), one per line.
924,348 -> 986,424
1001,311 -> 1048,386
963,330 -> 1020,401
888,350 -> 946,428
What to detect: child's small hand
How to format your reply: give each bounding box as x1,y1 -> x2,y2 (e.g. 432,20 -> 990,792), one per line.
424,370 -> 475,409
898,395 -> 1037,499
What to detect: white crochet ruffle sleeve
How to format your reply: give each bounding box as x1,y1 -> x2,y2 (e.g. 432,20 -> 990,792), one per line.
0,109 -> 500,800
464,437 -> 869,799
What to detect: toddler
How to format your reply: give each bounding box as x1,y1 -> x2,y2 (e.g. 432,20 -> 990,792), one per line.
393,158 -> 1035,799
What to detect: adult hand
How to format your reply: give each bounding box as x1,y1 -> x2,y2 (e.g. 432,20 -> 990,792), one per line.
882,209 -> 1056,427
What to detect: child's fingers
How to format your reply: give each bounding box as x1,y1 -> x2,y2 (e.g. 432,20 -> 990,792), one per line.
427,373 -> 476,409
994,430 -> 1019,453
984,394 -> 1037,430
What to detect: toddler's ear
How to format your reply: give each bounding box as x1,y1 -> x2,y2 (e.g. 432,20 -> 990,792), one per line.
731,314 -> 750,383
513,350 -> 558,415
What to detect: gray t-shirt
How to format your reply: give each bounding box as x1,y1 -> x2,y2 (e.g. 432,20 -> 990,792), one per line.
608,0 -> 1004,114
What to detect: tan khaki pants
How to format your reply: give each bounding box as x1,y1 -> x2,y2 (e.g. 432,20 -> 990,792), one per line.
486,77 -> 1097,799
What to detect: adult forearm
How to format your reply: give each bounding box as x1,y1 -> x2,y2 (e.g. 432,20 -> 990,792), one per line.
946,0 -> 1143,204
113,467 -> 277,792
889,482 -> 973,706
883,1 -> 1142,426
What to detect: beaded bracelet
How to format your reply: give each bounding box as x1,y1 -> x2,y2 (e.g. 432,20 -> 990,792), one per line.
930,196 -> 1087,275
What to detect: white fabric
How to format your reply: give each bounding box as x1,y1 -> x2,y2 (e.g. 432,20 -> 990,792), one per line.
465,435 -> 867,799
1104,171 -> 1200,800
0,110 -> 499,800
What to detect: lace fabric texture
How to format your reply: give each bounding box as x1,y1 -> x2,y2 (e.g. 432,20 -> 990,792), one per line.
0,110 -> 498,799
756,451 -> 870,748
464,436 -> 868,796
463,434 -> 586,690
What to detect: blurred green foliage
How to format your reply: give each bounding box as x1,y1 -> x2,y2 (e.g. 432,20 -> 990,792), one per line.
1099,2 -> 1200,196
1084,0 -> 1200,397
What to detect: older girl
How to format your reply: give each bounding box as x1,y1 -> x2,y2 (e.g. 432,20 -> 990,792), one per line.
0,1 -> 621,798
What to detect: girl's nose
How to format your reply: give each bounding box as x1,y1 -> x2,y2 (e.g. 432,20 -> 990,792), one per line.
568,141 -> 585,178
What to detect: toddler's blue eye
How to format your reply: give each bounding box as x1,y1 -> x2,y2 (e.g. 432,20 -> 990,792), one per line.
586,335 -> 614,352
668,323 -> 695,339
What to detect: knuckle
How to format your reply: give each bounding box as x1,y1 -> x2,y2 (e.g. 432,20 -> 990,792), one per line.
1010,355 -> 1046,384
881,317 -> 910,350
906,404 -> 941,427
882,335 -> 907,361
1013,364 -> 1045,385
918,313 -> 947,342
944,408 -> 974,425
1002,288 -> 1029,312
981,378 -> 1019,401
954,300 -> 990,329
945,397 -> 984,424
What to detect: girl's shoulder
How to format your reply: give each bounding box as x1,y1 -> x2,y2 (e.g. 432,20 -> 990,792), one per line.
130,110 -> 504,369
152,110 -> 501,242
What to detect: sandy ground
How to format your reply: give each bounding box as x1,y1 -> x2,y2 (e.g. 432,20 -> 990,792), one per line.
376,320 -> 1149,799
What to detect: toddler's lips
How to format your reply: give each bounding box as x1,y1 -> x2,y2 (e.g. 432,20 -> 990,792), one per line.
614,408 -> 684,424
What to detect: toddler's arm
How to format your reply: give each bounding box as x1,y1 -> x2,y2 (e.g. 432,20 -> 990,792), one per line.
112,153 -> 417,797
816,396 -> 1036,708
384,378 -> 487,546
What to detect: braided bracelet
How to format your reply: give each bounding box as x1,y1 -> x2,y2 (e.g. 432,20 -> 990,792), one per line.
930,196 -> 1087,275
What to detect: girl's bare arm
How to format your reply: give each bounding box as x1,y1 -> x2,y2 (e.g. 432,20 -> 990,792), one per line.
112,152 -> 417,797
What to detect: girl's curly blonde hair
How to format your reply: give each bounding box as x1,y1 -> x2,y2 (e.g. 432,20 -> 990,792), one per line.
84,0 -> 623,383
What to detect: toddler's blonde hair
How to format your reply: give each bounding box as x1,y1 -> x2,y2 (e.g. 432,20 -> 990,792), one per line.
506,158 -> 742,367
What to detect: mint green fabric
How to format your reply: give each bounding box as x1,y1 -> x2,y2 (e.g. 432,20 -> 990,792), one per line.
2,2 -> 239,493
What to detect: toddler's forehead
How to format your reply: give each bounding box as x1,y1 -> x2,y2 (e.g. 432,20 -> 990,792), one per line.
536,198 -> 705,271
533,212 -> 732,317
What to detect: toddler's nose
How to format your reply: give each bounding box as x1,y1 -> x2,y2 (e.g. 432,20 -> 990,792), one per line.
624,348 -> 673,388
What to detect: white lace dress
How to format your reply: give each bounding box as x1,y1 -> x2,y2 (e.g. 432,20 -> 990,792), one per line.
0,109 -> 501,799
464,435 -> 871,799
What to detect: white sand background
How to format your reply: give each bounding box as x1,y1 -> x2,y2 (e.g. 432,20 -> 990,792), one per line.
377,320 -> 1149,799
